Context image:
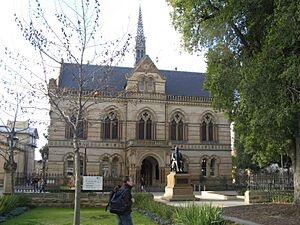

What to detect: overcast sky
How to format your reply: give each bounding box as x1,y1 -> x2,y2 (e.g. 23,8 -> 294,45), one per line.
0,0 -> 207,159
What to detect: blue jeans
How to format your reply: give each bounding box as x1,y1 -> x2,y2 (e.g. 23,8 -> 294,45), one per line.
117,213 -> 133,225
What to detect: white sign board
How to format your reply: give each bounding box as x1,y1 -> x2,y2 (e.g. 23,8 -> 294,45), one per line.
82,176 -> 103,191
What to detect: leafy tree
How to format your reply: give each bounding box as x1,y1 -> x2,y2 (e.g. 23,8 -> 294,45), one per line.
167,0 -> 300,203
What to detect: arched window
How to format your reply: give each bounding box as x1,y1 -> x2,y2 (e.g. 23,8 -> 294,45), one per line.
65,155 -> 84,176
210,158 -> 216,176
170,113 -> 184,141
65,115 -> 87,140
66,156 -> 73,176
201,159 -> 207,176
201,114 -> 215,142
112,158 -> 119,178
102,159 -> 109,177
103,112 -> 119,140
138,112 -> 152,140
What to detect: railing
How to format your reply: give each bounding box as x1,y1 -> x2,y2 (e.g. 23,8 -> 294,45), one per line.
14,172 -> 122,193
60,89 -> 212,103
234,172 -> 294,192
249,173 -> 293,191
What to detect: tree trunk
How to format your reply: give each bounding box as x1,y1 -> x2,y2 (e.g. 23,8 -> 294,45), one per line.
294,137 -> 300,204
73,145 -> 81,225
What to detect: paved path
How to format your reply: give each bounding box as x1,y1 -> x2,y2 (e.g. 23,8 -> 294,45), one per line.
152,192 -> 261,225
152,192 -> 247,208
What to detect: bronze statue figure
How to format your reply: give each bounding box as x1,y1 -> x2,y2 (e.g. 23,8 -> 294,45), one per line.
170,146 -> 183,173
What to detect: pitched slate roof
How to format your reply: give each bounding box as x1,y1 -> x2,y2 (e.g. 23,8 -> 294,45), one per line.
0,126 -> 39,139
58,63 -> 210,97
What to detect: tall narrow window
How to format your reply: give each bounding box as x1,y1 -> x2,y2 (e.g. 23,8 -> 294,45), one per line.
138,112 -> 153,140
146,118 -> 152,140
112,158 -> 119,178
201,114 -> 215,142
138,118 -> 145,139
104,117 -> 110,139
65,115 -> 87,140
170,113 -> 184,141
201,121 -> 207,141
102,159 -> 109,177
139,77 -> 144,91
210,158 -> 216,176
147,78 -> 153,93
208,121 -> 214,141
66,158 -> 73,176
103,112 -> 119,140
170,120 -> 176,140
112,118 -> 118,139
201,159 -> 207,176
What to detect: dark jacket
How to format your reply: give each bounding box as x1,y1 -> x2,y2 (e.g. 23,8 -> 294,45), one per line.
120,183 -> 133,215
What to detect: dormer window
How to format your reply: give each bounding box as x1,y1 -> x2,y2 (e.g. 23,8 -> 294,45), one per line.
147,78 -> 153,92
138,76 -> 154,93
139,77 -> 145,91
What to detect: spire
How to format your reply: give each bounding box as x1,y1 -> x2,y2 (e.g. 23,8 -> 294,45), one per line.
135,5 -> 146,65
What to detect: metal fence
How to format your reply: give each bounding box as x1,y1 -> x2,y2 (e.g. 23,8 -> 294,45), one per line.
249,173 -> 293,191
234,171 -> 294,192
14,172 -> 122,193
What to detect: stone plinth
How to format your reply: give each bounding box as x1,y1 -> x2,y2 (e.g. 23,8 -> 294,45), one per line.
162,172 -> 195,201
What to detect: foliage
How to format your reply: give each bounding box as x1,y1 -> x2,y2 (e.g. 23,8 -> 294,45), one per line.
1,207 -> 156,225
133,193 -> 174,222
233,138 -> 260,172
0,195 -> 27,216
133,193 -> 229,225
173,203 -> 225,225
272,194 -> 294,204
166,0 -> 300,185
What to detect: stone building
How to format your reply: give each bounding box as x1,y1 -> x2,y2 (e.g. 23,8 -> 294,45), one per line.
47,7 -> 232,190
0,121 -> 39,186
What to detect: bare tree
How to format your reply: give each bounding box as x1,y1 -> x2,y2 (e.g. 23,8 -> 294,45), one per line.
7,0 -> 131,224
0,90 -> 40,195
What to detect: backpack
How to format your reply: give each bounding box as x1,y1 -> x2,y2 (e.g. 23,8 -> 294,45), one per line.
106,187 -> 127,215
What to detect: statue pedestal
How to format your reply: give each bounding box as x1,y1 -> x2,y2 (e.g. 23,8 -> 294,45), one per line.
162,172 -> 195,201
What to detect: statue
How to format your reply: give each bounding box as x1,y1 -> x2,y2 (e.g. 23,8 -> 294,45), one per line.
170,146 -> 183,173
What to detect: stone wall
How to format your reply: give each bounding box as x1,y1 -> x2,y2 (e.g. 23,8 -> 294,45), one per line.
18,192 -> 110,208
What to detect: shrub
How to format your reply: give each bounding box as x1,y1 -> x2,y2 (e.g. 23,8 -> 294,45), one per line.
0,195 -> 27,215
134,193 -> 226,225
173,203 -> 225,225
272,195 -> 293,203
133,193 -> 174,220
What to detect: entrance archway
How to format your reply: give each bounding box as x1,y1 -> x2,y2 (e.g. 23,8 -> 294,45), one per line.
141,156 -> 159,186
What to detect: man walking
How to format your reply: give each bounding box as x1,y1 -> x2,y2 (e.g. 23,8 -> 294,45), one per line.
117,176 -> 134,225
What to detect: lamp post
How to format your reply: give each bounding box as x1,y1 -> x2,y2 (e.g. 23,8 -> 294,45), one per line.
3,129 -> 18,195
84,144 -> 87,176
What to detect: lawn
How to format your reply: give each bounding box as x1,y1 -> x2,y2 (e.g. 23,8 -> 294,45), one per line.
2,208 -> 157,225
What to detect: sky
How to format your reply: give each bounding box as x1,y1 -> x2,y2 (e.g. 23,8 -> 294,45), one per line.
0,0 -> 207,159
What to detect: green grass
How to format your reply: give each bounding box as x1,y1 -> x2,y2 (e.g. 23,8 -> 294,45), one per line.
2,208 -> 157,225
